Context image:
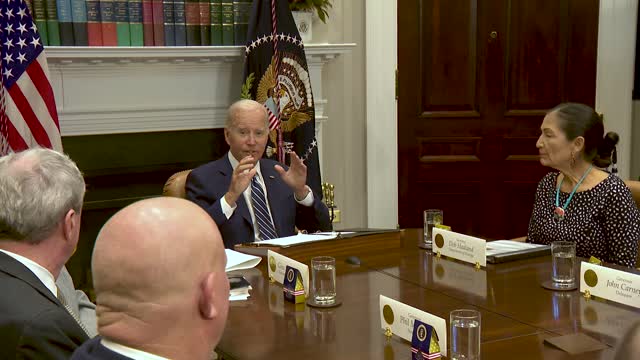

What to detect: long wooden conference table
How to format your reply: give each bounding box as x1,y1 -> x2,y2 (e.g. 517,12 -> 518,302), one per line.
217,229 -> 640,359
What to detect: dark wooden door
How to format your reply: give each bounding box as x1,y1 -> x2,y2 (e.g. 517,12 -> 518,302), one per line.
398,0 -> 599,239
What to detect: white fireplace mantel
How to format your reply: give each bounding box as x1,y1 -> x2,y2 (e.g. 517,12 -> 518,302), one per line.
46,44 -> 355,139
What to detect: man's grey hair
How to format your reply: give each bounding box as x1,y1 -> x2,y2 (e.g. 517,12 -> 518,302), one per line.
226,99 -> 269,129
0,148 -> 85,244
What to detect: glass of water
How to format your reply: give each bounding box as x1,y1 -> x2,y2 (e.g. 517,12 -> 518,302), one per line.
311,256 -> 336,304
422,209 -> 443,248
551,241 -> 576,287
450,309 -> 481,360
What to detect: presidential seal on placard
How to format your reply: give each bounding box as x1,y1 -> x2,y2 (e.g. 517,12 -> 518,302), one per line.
286,268 -> 295,283
584,269 -> 598,287
416,324 -> 427,342
383,304 -> 394,325
434,234 -> 445,249
269,256 -> 277,272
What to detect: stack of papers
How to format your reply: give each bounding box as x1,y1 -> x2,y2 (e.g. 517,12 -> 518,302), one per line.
485,240 -> 547,256
229,276 -> 252,301
256,232 -> 340,247
486,240 -> 550,264
225,249 -> 261,301
225,249 -> 261,272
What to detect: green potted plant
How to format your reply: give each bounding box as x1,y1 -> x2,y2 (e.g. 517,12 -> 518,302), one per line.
288,0 -> 332,24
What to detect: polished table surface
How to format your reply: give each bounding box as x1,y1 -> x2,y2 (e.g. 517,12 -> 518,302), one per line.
218,229 -> 640,359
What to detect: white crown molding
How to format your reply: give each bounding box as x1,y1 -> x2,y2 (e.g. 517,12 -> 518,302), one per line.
45,44 -> 356,65
47,44 -> 354,137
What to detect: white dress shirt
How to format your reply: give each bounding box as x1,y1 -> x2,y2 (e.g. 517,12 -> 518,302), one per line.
102,338 -> 170,360
0,249 -> 57,297
220,152 -> 314,241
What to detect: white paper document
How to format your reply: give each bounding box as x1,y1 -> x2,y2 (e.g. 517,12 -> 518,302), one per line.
225,249 -> 262,272
485,240 -> 547,256
256,233 -> 338,247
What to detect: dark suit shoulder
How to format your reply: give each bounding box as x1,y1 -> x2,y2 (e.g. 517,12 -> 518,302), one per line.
190,157 -> 230,177
0,268 -> 88,358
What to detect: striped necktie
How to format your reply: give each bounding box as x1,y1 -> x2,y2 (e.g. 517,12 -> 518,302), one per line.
251,175 -> 278,240
56,285 -> 94,337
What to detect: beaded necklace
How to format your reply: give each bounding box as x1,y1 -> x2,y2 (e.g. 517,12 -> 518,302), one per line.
554,165 -> 593,221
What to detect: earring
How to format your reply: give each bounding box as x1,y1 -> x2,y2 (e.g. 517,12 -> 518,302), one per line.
570,151 -> 576,168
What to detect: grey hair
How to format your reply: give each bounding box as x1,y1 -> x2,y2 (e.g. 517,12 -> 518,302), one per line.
0,148 -> 85,244
225,99 -> 269,128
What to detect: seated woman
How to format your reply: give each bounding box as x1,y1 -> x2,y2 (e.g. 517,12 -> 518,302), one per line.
527,103 -> 640,267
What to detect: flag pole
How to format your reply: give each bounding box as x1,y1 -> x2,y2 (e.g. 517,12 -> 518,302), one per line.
270,0 -> 285,163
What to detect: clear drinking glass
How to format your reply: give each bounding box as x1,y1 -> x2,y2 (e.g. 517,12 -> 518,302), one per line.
450,309 -> 481,360
311,256 -> 336,304
422,209 -> 443,248
551,241 -> 576,286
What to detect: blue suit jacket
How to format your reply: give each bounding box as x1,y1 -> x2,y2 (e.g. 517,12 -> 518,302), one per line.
71,337 -> 133,360
186,155 -> 332,248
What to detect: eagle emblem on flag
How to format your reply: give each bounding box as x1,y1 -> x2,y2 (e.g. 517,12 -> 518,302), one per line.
256,52 -> 313,145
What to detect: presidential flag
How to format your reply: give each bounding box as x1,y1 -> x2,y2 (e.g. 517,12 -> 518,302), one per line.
241,0 -> 322,199
0,0 -> 61,155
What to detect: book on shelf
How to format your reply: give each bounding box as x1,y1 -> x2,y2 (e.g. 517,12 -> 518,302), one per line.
45,0 -> 62,45
99,0 -> 118,45
232,0 -> 249,46
113,0 -> 130,45
33,0 -> 49,45
141,0 -> 154,45
56,0 -> 75,45
86,0 -> 103,45
209,0 -> 221,45
220,0 -> 232,45
162,0 -> 175,45
198,0 -> 210,45
25,0 -> 35,14
173,0 -> 186,45
70,0 -> 88,45
184,0 -> 199,45
151,0 -> 164,45
128,0 -> 144,45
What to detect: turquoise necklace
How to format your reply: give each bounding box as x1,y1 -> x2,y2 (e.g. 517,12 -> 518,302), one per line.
554,164 -> 593,221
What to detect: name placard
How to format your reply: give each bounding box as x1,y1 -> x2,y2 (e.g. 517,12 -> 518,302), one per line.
379,295 -> 447,356
580,261 -> 640,308
267,250 -> 309,296
432,228 -> 487,267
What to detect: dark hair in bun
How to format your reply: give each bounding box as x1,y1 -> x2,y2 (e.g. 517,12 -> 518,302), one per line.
549,103 -> 619,167
593,131 -> 619,168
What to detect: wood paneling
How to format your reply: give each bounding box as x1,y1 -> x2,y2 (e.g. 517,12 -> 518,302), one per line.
398,0 -> 599,239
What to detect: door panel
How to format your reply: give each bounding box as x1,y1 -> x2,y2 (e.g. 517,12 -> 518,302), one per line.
420,0 -> 478,113
398,0 -> 599,239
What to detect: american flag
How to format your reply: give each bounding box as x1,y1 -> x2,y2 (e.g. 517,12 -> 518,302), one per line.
0,0 -> 61,155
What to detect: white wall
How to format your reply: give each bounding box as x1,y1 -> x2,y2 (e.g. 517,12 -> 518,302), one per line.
315,0 -> 368,229
633,101 -> 640,180
596,0 -> 639,180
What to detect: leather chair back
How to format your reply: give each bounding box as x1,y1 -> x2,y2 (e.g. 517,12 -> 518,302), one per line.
162,170 -> 192,198
624,180 -> 640,209
624,180 -> 640,268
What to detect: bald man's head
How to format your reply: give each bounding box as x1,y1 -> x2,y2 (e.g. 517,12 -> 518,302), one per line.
92,197 -> 229,358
